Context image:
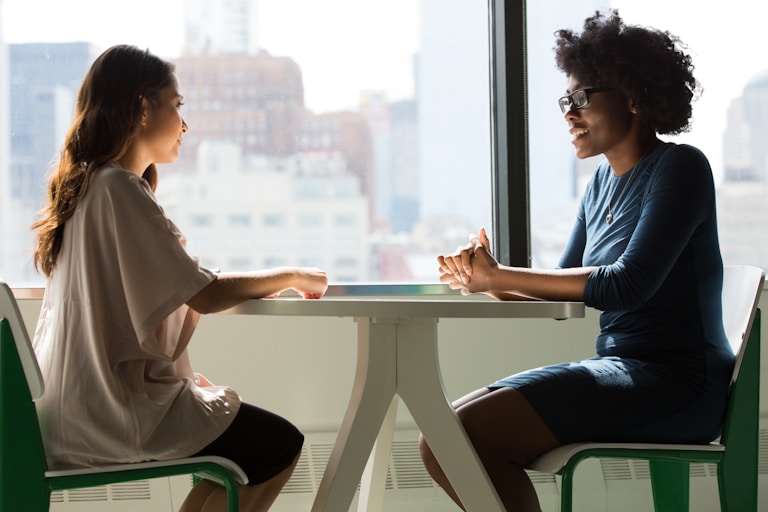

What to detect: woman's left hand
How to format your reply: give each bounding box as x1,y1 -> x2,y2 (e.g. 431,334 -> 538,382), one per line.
437,227 -> 497,293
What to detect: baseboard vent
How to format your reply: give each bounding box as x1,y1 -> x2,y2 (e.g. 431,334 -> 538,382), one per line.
50,480 -> 151,503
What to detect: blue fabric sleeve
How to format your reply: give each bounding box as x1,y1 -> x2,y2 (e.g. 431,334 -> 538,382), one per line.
584,145 -> 716,311
558,200 -> 587,269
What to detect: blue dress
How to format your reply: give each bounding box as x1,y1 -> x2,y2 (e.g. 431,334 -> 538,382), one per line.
490,143 -> 733,444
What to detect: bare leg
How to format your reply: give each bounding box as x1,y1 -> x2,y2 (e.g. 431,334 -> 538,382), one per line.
419,387 -> 559,512
179,452 -> 301,512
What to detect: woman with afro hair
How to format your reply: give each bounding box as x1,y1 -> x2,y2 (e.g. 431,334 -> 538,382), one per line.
420,10 -> 728,511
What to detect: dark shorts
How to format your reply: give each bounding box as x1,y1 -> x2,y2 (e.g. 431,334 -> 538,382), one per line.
192,402 -> 304,485
488,352 -> 732,445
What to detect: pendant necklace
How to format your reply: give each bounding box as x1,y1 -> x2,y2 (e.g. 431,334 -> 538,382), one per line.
605,146 -> 653,224
605,167 -> 636,224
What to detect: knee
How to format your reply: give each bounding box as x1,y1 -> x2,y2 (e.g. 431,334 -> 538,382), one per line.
455,406 -> 483,446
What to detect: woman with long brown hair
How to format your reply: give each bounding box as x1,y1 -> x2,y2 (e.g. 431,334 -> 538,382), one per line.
32,44 -> 327,512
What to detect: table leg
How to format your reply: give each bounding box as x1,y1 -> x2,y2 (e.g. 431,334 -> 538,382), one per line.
357,395 -> 399,512
311,319 -> 398,512
396,320 -> 506,512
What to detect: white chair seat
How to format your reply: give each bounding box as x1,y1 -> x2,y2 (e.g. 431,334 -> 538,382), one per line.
528,441 -> 725,473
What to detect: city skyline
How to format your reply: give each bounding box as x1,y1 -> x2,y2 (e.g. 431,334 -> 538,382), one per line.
1,0 -> 419,114
3,0 -> 768,286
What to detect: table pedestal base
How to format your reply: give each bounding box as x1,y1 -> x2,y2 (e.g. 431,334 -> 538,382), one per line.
310,317 -> 505,512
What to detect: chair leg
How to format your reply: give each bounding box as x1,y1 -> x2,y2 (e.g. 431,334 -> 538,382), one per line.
718,459 -> 757,512
649,460 -> 689,512
558,468 -> 575,512
717,311 -> 760,512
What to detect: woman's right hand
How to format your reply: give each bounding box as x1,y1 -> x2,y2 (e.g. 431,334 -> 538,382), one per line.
437,227 -> 492,288
291,268 -> 329,299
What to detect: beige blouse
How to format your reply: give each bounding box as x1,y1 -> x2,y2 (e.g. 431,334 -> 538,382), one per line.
33,164 -> 240,469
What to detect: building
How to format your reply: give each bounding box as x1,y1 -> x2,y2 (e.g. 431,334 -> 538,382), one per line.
174,50 -> 306,164
9,42 -> 97,208
183,0 -> 260,55
5,42 -> 99,284
174,50 -> 376,222
157,142 -> 370,281
718,70 -> 768,269
0,0 -> 10,279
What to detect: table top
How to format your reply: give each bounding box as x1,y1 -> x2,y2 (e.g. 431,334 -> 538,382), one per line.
222,296 -> 585,319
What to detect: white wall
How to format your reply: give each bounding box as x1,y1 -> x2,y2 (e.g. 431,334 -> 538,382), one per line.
15,292 -> 768,511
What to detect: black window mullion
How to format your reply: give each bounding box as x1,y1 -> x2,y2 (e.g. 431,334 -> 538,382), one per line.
489,0 -> 530,267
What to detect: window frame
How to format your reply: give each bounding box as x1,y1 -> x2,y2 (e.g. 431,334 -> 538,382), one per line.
490,0 -> 530,268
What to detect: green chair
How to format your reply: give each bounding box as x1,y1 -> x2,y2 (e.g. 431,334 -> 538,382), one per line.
0,279 -> 246,512
527,265 -> 764,512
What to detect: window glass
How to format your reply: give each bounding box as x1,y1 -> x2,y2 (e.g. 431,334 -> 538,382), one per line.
529,0 -> 768,272
0,0 -> 491,286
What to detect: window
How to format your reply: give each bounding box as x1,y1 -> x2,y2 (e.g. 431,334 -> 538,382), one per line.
3,1 -> 760,288
0,0 -> 492,287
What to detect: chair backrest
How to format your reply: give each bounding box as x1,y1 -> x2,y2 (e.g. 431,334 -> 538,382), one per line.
0,280 -> 44,398
0,279 -> 52,510
719,266 -> 763,453
721,265 -> 764,383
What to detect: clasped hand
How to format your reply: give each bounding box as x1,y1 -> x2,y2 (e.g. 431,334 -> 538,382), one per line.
437,227 -> 498,295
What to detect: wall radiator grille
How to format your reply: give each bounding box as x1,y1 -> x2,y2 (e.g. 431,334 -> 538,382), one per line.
49,427 -> 768,504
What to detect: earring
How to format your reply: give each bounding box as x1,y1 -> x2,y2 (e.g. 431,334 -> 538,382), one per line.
631,106 -> 638,114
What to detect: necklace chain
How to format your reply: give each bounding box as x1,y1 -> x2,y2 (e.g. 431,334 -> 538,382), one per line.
605,145 -> 655,224
605,168 -> 636,224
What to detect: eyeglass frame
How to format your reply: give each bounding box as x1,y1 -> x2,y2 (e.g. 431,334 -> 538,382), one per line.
558,87 -> 616,114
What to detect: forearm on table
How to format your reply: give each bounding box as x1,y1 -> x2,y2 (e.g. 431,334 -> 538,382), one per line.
487,266 -> 595,302
188,268 -> 301,313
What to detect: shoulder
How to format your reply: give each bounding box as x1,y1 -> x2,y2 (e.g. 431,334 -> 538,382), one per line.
646,142 -> 714,185
655,143 -> 711,171
90,164 -> 151,193
85,164 -> 159,214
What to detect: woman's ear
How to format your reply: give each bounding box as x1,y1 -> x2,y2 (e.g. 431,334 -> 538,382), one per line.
139,96 -> 151,127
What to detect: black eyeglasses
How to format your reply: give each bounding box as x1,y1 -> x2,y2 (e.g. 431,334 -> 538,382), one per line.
558,87 -> 615,114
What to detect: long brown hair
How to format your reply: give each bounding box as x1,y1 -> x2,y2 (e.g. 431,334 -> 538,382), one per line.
32,45 -> 176,276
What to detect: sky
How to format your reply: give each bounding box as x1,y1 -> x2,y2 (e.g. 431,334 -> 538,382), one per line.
3,0 -> 768,175
0,0 -> 420,113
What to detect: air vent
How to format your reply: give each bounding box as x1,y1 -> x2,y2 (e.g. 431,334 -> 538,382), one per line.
51,481 -> 151,503
281,446 -> 314,493
759,428 -> 768,474
390,440 -> 434,489
599,459 -> 717,482
110,481 -> 152,500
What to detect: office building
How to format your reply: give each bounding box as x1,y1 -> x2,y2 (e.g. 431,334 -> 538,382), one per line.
5,42 -> 98,284
718,69 -> 768,269
183,0 -> 260,55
